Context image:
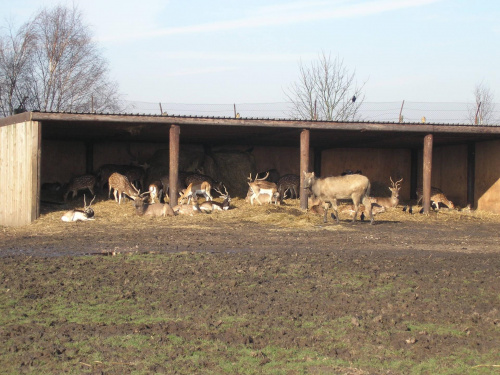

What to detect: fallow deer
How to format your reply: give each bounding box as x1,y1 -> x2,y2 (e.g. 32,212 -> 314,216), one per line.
371,177 -> 403,209
173,202 -> 201,215
63,174 -> 96,202
108,172 -> 140,204
61,195 -> 96,222
185,173 -> 225,196
277,174 -> 300,201
199,186 -> 231,212
179,181 -> 212,204
247,172 -> 280,205
148,180 -> 163,204
133,197 -> 174,217
416,186 -> 455,210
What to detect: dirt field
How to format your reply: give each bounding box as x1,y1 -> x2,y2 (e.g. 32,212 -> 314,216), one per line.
1,197 -> 500,374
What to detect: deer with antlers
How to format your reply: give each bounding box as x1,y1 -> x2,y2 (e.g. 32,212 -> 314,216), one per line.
247,172 -> 280,205
371,177 -> 403,209
61,195 -> 96,222
199,186 -> 231,212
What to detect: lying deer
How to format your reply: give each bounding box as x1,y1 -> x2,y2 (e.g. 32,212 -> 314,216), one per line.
247,172 -> 280,205
172,202 -> 201,215
199,186 -> 231,212
61,195 -> 96,222
134,196 -> 174,217
179,181 -> 212,204
108,172 -> 141,204
371,177 -> 403,209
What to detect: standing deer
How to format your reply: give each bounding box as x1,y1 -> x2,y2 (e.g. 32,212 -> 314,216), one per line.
179,181 -> 212,204
416,186 -> 454,210
247,172 -> 280,205
108,172 -> 140,204
148,180 -> 163,204
185,173 -> 225,196
277,174 -> 300,201
371,177 -> 403,209
303,171 -> 373,224
61,195 -> 96,222
63,174 -> 96,202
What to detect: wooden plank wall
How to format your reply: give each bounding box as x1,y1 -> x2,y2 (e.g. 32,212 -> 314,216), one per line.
0,121 -> 41,227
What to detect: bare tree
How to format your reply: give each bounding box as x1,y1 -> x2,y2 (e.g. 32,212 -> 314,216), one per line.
0,5 -> 121,117
285,52 -> 365,121
0,19 -> 36,117
468,82 -> 496,125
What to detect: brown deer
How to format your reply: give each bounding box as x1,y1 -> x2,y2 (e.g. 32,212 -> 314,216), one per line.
247,172 -> 279,205
172,202 -> 201,215
133,197 -> 174,217
179,181 -> 212,204
63,174 -> 96,202
371,177 -> 403,209
416,186 -> 455,210
185,173 -> 225,196
277,174 -> 300,201
108,172 -> 140,204
303,171 -> 373,224
61,195 -> 96,222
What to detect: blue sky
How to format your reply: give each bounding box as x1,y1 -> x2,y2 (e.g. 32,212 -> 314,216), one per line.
1,0 -> 499,104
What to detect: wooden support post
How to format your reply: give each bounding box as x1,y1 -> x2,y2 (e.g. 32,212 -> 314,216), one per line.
422,134 -> 433,214
300,129 -> 310,210
467,142 -> 475,208
169,125 -> 180,207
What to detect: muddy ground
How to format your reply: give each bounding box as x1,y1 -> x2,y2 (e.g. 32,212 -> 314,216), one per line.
1,197 -> 499,374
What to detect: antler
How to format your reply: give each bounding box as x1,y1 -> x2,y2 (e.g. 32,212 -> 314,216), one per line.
390,177 -> 403,189
255,171 -> 269,181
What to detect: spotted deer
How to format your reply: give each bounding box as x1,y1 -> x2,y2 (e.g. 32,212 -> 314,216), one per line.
108,172 -> 140,204
148,180 -> 163,204
247,172 -> 280,205
185,173 -> 225,196
277,174 -> 300,201
61,195 -> 96,222
63,174 -> 96,202
371,177 -> 403,209
179,181 -> 212,204
416,186 -> 455,210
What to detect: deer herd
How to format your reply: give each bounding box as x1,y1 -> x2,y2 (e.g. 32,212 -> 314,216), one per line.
57,162 -> 456,224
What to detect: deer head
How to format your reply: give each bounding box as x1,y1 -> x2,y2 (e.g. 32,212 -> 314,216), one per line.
389,177 -> 403,197
83,195 -> 96,218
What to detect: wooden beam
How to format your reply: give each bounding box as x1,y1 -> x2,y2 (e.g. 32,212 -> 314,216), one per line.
422,134 -> 433,214
169,125 -> 180,207
300,129 -> 310,210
